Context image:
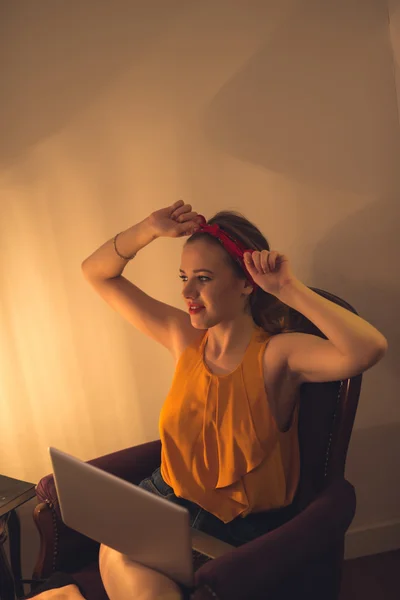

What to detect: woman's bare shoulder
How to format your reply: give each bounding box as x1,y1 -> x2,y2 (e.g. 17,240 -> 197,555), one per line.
172,324 -> 206,364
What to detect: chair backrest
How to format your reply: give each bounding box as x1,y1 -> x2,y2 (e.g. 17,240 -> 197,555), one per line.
288,288 -> 363,511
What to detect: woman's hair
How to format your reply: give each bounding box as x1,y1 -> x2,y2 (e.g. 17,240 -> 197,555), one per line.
185,210 -> 298,336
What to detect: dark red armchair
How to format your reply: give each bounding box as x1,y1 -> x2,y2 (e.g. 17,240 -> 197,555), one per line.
31,288 -> 362,599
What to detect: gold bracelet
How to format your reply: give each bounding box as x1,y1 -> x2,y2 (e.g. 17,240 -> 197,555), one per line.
113,232 -> 136,261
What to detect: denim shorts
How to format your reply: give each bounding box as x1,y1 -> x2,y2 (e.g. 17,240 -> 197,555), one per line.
138,466 -> 295,548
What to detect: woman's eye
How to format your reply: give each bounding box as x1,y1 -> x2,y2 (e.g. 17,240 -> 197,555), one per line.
179,276 -> 210,282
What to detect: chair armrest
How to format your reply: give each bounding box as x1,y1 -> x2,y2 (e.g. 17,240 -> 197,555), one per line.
32,500 -> 101,579
87,439 -> 162,485
36,439 -> 161,518
33,439 -> 161,578
194,478 -> 356,600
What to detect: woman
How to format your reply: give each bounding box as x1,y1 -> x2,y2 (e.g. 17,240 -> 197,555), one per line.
29,200 -> 387,599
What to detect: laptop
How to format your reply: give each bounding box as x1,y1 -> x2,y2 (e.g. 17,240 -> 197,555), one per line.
49,447 -> 234,588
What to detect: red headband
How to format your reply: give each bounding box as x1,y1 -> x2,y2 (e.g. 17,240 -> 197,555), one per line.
194,215 -> 258,291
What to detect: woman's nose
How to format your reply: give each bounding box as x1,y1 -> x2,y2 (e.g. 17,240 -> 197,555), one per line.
183,281 -> 199,298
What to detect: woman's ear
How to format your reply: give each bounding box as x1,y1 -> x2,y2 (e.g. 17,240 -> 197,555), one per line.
241,279 -> 254,297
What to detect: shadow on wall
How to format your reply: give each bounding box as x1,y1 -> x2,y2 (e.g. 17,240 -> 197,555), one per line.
203,0 -> 400,197
202,0 -> 399,368
200,0 -> 400,533
0,0 -> 186,165
311,195 -> 399,374
345,421 -> 400,526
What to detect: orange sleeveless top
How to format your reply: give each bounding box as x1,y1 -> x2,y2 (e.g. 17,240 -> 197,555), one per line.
159,326 -> 300,523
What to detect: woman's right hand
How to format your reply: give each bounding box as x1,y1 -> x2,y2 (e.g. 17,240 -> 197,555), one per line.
148,200 -> 203,238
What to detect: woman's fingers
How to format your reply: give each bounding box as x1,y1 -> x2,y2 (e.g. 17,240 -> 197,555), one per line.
174,210 -> 198,223
171,199 -> 184,210
170,201 -> 202,237
169,200 -> 184,219
172,205 -> 192,220
178,221 -> 199,237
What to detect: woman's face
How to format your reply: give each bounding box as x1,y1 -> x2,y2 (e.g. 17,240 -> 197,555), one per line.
179,239 -> 252,328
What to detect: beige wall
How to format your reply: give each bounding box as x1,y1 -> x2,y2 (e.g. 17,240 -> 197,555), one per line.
1,0 -> 399,577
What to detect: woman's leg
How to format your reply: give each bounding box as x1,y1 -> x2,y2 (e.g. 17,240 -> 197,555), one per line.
25,585 -> 85,600
99,543 -> 184,600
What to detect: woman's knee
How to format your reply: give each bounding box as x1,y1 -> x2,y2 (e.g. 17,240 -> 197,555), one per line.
99,543 -> 183,600
99,543 -> 117,575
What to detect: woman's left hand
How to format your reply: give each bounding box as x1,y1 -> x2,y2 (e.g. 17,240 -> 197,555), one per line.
243,250 -> 296,297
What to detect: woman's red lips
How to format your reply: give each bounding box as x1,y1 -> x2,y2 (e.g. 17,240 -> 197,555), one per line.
189,305 -> 205,313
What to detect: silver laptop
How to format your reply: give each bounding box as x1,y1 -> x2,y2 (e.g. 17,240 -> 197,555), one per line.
49,447 -> 233,588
